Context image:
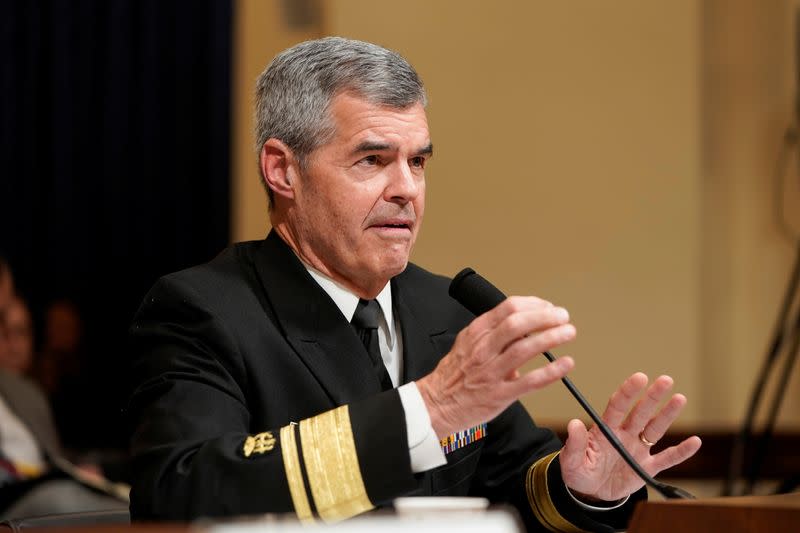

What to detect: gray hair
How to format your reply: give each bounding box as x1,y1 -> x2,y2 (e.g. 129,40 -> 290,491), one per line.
254,36 -> 427,205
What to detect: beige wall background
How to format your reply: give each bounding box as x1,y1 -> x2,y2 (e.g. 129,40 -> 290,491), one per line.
233,0 -> 800,430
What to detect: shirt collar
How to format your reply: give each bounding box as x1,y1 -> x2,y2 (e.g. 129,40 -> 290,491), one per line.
303,265 -> 395,348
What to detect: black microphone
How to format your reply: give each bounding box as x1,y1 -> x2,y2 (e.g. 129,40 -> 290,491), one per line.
449,267 -> 695,500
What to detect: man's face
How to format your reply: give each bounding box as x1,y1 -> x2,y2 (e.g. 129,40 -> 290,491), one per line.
1,298 -> 33,375
284,93 -> 430,297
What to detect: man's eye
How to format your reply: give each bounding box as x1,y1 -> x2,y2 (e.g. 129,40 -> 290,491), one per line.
410,156 -> 426,168
358,155 -> 379,166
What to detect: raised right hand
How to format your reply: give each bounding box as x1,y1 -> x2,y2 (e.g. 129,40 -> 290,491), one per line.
416,296 -> 576,438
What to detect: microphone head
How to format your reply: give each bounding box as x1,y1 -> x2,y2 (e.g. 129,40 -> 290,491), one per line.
449,267 -> 508,316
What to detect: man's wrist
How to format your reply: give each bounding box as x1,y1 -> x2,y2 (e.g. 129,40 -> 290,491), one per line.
415,374 -> 448,438
564,484 -> 630,511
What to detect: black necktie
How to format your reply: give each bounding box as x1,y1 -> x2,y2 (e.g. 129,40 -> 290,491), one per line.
351,299 -> 394,391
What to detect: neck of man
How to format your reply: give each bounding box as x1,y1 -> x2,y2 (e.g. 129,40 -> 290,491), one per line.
271,220 -> 388,300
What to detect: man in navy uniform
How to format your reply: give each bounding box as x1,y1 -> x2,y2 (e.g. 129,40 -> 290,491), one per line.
127,37 -> 701,531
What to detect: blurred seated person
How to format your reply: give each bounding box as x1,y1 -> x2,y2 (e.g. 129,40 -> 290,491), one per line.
31,299 -> 84,397
0,259 -> 128,519
0,297 -> 34,376
30,298 -> 98,453
0,368 -> 130,519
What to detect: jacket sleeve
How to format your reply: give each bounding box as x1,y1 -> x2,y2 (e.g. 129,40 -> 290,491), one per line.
127,276 -> 417,522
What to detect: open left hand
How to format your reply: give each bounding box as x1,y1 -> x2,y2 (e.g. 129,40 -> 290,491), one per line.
559,372 -> 702,502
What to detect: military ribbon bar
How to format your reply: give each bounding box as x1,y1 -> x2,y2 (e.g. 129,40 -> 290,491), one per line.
440,422 -> 487,454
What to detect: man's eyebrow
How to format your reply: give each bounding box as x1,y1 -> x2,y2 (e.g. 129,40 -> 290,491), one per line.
414,143 -> 434,157
351,141 -> 434,156
353,141 -> 393,154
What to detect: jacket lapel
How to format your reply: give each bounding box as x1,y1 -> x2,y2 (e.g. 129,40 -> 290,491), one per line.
392,276 -> 450,383
252,232 -> 382,406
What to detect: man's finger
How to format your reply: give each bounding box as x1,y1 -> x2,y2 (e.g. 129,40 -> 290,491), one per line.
640,393 -> 687,444
499,323 -> 576,372
601,372 -> 648,427
455,297 -> 557,362
468,295 -> 553,335
483,304 -> 570,357
622,375 -> 674,433
560,418 -> 589,475
649,436 -> 702,475
506,356 -> 574,399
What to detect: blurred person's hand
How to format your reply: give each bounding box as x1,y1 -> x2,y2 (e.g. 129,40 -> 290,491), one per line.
75,463 -> 105,483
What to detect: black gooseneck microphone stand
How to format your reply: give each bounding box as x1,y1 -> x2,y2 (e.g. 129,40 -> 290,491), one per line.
742,244 -> 800,494
723,34 -> 800,491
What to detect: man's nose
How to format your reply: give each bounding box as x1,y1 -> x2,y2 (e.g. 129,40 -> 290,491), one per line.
385,160 -> 421,203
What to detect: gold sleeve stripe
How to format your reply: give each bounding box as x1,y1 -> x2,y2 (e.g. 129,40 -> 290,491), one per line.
525,451 -> 589,533
299,405 -> 374,523
280,424 -> 315,524
526,453 -> 560,532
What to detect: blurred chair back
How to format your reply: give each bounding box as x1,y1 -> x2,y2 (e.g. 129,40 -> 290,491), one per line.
0,508 -> 130,531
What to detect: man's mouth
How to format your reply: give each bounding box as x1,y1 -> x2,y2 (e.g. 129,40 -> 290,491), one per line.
369,219 -> 414,233
377,223 -> 410,229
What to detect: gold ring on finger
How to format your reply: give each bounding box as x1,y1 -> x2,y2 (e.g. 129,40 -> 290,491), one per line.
638,431 -> 657,447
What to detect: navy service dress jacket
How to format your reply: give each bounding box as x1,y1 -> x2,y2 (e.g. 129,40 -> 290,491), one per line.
127,231 -> 645,531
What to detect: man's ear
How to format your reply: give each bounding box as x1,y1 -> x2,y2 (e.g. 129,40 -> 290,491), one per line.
260,139 -> 299,201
